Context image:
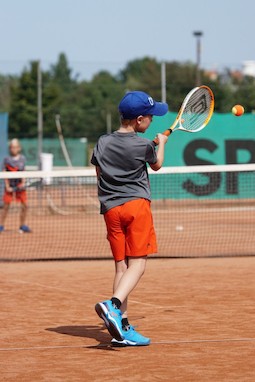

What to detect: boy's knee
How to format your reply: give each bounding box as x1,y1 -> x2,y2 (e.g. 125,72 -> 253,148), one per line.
129,257 -> 147,276
116,260 -> 128,274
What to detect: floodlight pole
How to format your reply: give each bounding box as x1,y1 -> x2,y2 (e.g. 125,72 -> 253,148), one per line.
193,31 -> 203,86
161,61 -> 166,103
37,60 -> 43,169
106,112 -> 112,134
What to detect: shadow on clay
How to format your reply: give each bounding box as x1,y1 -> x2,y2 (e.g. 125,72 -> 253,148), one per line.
46,324 -> 116,351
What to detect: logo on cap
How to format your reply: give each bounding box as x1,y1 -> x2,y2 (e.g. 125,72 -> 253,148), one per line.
148,97 -> 154,106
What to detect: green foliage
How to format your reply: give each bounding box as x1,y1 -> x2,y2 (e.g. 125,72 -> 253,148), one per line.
235,76 -> 255,112
0,75 -> 17,112
0,53 -> 254,142
119,57 -> 161,98
165,61 -> 197,109
50,52 -> 73,90
9,61 -> 38,137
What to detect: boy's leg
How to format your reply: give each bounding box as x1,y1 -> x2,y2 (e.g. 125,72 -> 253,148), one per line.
18,191 -> 31,232
20,202 -> 27,227
113,259 -> 128,317
111,256 -> 150,347
95,206 -> 127,341
96,201 -> 150,342
97,257 -> 147,343
0,203 -> 10,226
19,203 -> 31,232
112,256 -> 147,303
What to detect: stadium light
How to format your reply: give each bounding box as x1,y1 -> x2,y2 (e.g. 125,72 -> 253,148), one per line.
193,31 -> 204,86
37,61 -> 43,169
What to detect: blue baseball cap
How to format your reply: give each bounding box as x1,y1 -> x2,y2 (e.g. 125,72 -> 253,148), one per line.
119,91 -> 168,119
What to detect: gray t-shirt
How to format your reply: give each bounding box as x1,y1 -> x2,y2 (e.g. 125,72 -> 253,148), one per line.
2,155 -> 26,188
91,131 -> 157,214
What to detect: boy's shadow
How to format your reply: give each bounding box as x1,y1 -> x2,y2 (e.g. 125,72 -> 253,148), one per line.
46,324 -> 116,351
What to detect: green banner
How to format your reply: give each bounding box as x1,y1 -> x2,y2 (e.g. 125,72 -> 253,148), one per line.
144,112 -> 255,200
149,171 -> 254,200
144,112 -> 255,167
20,138 -> 88,167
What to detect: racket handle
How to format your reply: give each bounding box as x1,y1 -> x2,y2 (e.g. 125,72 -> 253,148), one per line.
13,186 -> 25,192
153,129 -> 173,146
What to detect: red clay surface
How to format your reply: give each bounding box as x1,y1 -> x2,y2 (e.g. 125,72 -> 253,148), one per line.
1,194 -> 255,260
1,258 -> 255,381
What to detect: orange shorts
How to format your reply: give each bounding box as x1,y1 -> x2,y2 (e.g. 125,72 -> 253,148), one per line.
104,199 -> 157,262
3,189 -> 27,204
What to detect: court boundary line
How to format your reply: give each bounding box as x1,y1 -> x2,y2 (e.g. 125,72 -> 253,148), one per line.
153,206 -> 255,213
1,338 -> 255,352
2,253 -> 255,262
6,278 -> 166,309
5,277 -> 255,311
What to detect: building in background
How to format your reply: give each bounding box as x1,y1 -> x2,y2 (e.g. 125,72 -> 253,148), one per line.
242,61 -> 255,77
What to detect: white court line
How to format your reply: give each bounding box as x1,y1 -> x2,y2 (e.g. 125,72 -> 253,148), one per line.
0,345 -> 91,352
128,299 -> 165,309
8,279 -> 163,309
8,279 -> 255,310
155,338 -> 255,344
9,279 -> 83,294
154,206 -> 255,214
85,205 -> 255,215
1,338 -> 255,352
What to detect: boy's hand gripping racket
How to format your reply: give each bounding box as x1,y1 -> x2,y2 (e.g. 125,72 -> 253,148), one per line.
12,185 -> 26,192
154,85 -> 214,145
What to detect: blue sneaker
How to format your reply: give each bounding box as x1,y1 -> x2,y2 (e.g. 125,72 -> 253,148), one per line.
19,225 -> 31,233
95,300 -> 124,341
111,326 -> 150,347
0,225 -> 4,233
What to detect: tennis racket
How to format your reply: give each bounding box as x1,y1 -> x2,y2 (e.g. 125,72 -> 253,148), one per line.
154,85 -> 214,145
12,185 -> 26,192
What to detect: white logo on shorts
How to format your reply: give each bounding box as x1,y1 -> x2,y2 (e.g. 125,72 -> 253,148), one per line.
148,97 -> 154,106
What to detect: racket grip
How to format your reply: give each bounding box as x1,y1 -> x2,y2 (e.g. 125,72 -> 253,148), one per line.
153,129 -> 173,146
14,186 -> 25,192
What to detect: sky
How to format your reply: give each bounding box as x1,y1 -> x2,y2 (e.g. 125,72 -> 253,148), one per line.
0,0 -> 254,79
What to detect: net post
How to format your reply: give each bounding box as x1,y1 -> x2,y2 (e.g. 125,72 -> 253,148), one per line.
37,60 -> 43,170
161,61 -> 166,103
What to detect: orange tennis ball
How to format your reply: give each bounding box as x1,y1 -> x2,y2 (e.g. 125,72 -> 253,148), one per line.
232,104 -> 244,116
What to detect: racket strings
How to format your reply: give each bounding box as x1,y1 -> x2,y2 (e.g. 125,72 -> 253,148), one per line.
182,88 -> 213,132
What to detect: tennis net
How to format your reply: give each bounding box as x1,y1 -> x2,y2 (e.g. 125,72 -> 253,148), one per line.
0,164 -> 255,261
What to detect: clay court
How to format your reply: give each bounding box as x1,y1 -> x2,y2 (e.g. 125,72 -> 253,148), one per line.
1,183 -> 255,260
1,257 -> 255,382
1,172 -> 255,381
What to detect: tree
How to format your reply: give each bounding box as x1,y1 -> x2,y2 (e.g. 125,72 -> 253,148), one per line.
120,57 -> 161,99
6,53 -> 255,142
9,61 -> 64,138
61,72 -> 125,141
165,61 -> 197,110
0,75 -> 17,113
9,61 -> 38,137
235,76 -> 255,112
50,53 -> 73,91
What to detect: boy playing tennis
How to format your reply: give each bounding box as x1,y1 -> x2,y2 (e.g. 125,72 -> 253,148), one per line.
0,139 -> 31,233
91,91 -> 168,346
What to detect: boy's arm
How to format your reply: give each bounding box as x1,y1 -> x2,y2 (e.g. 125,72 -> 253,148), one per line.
3,171 -> 12,192
150,134 -> 168,171
2,159 -> 12,192
20,158 -> 26,188
20,170 -> 26,188
96,166 -> 100,179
